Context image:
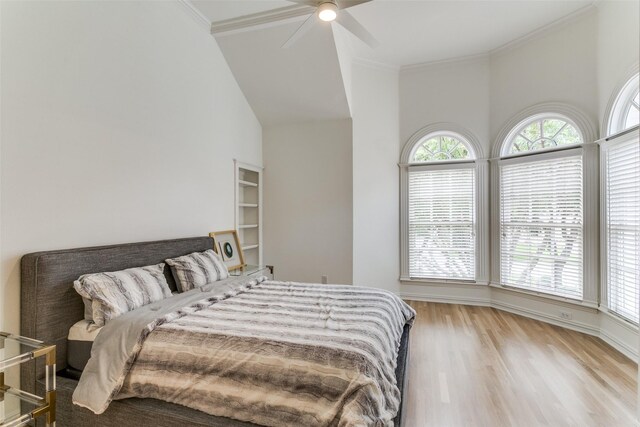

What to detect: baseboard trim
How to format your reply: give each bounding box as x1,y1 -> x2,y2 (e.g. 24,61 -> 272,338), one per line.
399,292 -> 490,306
490,299 -> 600,336
400,290 -> 638,362
600,329 -> 638,362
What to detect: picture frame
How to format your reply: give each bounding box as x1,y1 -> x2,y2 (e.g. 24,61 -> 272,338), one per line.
209,230 -> 245,271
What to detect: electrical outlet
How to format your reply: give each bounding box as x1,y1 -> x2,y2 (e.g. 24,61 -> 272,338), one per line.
559,311 -> 572,320
321,275 -> 328,284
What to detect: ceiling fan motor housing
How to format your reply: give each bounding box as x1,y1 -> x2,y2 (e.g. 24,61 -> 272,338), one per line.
318,1 -> 338,22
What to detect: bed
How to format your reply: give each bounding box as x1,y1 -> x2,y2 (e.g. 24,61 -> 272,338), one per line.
21,237 -> 413,426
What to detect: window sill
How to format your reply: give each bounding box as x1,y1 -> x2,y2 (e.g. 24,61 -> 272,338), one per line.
400,276 -> 488,286
488,282 -> 598,310
599,307 -> 639,331
401,279 -> 599,310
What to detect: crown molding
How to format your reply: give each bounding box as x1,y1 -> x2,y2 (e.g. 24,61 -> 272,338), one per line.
210,4 -> 313,37
489,3 -> 596,57
352,57 -> 399,72
176,0 -> 211,32
399,3 -> 596,71
400,52 -> 489,73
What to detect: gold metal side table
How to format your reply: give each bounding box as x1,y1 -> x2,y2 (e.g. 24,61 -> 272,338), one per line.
0,333 -> 55,427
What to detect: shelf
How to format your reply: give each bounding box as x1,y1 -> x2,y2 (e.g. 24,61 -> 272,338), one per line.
236,162 -> 262,266
0,333 -> 48,371
0,332 -> 56,427
0,385 -> 46,426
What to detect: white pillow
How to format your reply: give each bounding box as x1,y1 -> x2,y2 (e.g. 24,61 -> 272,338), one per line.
165,249 -> 229,292
73,263 -> 171,326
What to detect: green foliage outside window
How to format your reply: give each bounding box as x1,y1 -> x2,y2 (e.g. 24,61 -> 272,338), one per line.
412,135 -> 471,162
509,118 -> 581,154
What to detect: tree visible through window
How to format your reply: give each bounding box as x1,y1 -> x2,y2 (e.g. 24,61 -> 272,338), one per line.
603,73 -> 640,324
407,132 -> 476,281
412,134 -> 471,162
508,118 -> 581,154
499,114 -> 584,299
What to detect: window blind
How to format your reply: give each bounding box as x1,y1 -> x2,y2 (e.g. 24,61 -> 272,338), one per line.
605,138 -> 640,324
408,166 -> 475,280
500,154 -> 583,299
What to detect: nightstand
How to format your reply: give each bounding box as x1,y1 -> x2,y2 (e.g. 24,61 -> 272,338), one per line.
0,333 -> 56,427
229,265 -> 274,280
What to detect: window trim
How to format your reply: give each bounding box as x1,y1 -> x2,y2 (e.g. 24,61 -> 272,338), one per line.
400,122 -> 483,166
602,64 -> 639,138
490,103 -> 599,306
492,103 -> 597,158
408,131 -> 475,164
500,113 -> 584,158
598,125 -> 640,325
400,123 -> 489,285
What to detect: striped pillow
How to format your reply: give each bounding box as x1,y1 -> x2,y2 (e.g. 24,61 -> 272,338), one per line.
165,249 -> 229,292
73,263 -> 172,327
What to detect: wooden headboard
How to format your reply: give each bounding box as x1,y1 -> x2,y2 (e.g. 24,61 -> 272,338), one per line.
20,236 -> 214,394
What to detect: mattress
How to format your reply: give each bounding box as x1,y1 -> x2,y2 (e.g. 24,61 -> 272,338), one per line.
73,278 -> 416,425
67,320 -> 102,371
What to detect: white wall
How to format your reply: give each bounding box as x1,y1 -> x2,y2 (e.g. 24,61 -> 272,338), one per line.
398,9 -> 599,296
263,119 -> 353,285
0,0 -> 262,333
490,10 -> 598,142
394,8 -> 639,361
400,57 -> 491,156
596,0 -> 640,133
332,25 -> 354,117
351,62 -> 399,292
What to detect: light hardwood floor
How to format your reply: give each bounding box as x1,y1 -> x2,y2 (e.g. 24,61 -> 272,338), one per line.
403,301 -> 637,427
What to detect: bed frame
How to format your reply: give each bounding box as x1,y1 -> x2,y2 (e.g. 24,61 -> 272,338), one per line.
21,236 -> 410,426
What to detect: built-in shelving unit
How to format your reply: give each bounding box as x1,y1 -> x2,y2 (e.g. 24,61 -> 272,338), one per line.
234,160 -> 263,265
239,180 -> 258,187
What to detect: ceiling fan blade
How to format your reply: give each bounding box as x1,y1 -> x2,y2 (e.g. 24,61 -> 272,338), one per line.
335,9 -> 378,48
337,0 -> 372,10
287,0 -> 320,6
282,13 -> 316,48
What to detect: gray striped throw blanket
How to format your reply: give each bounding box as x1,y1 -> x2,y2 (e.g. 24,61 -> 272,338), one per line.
73,277 -> 415,426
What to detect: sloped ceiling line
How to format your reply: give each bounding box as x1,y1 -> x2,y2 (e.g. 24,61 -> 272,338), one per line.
211,4 -> 313,36
188,0 -> 594,125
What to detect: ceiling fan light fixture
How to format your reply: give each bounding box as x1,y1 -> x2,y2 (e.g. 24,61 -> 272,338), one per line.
318,2 -> 338,22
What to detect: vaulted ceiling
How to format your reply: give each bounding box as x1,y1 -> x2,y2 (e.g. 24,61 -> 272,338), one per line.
190,0 -> 592,126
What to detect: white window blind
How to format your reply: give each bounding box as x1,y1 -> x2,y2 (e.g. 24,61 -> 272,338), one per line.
500,154 -> 583,299
605,138 -> 640,323
408,166 -> 476,280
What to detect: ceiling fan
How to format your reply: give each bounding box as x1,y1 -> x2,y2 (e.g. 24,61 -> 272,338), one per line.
283,0 -> 378,49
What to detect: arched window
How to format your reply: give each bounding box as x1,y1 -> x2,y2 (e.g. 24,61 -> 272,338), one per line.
495,106 -> 594,302
400,125 -> 486,283
606,73 -> 640,136
601,72 -> 640,324
504,116 -> 582,155
410,132 -> 473,162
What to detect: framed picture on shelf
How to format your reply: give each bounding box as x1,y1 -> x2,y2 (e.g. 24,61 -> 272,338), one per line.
209,230 -> 245,271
